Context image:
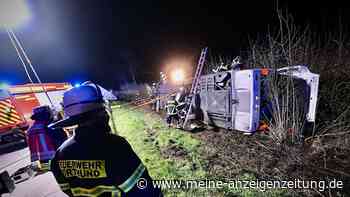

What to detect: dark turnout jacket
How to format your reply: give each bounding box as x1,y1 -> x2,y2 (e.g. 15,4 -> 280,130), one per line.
50,125 -> 162,197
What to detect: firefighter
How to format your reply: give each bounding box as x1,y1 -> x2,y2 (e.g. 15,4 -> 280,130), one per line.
165,95 -> 178,127
27,105 -> 57,172
48,82 -> 162,197
213,61 -> 230,73
150,83 -> 157,110
175,87 -> 187,104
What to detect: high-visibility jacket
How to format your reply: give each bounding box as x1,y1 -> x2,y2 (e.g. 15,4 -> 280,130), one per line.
165,100 -> 177,116
50,126 -> 162,197
27,121 -> 56,163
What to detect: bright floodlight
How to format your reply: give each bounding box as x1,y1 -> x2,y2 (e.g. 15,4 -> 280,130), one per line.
171,69 -> 185,83
0,0 -> 31,29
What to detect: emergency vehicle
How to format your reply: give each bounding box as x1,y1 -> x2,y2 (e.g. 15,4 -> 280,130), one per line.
0,83 -> 71,149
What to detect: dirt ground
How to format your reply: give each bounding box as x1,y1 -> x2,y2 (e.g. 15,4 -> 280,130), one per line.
199,128 -> 350,196
142,104 -> 350,196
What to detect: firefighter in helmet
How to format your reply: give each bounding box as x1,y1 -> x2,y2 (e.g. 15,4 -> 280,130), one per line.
27,106 -> 58,172
165,95 -> 178,127
48,82 -> 162,197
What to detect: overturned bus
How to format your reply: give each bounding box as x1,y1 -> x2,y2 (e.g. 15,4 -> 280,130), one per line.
195,65 -> 319,134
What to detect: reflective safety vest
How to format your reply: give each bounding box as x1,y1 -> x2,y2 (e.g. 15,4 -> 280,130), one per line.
165,100 -> 177,115
27,121 -> 56,162
70,185 -> 121,197
50,129 -> 162,197
57,163 -> 145,197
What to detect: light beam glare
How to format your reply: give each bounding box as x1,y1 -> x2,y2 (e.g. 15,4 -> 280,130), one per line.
171,69 -> 185,83
0,0 -> 31,29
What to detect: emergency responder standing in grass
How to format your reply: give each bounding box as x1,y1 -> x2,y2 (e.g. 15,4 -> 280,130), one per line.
27,106 -> 57,172
165,95 -> 178,127
49,82 -> 162,197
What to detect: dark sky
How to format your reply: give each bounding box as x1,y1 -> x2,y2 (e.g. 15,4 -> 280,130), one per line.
1,0 -> 350,89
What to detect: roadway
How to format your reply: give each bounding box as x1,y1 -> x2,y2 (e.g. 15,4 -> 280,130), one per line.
0,147 -> 67,197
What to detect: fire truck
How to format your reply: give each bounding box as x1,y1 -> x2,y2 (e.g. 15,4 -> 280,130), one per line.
0,83 -> 71,149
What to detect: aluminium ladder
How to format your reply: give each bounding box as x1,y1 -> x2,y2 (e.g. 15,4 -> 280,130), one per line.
182,47 -> 208,128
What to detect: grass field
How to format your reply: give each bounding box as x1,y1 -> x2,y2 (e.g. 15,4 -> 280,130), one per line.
111,104 -> 285,197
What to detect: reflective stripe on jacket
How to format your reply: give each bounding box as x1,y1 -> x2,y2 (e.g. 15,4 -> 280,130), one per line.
57,163 -> 146,197
71,185 -> 121,197
50,127 -> 162,197
165,100 -> 177,115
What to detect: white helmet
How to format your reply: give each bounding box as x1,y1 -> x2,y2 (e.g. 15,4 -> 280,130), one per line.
48,81 -> 105,129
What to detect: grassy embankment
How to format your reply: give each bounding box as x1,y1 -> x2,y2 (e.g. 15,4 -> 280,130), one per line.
111,103 -> 285,197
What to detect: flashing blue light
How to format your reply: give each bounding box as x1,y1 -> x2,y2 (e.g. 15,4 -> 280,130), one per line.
74,83 -> 81,88
0,82 -> 10,89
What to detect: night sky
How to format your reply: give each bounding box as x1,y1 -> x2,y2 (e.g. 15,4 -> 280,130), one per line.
0,1 -> 349,89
